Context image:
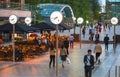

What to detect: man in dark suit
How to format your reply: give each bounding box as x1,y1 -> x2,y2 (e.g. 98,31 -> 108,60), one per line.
84,49 -> 94,77
104,34 -> 109,51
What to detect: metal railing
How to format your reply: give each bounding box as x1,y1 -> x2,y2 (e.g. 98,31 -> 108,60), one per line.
106,66 -> 120,77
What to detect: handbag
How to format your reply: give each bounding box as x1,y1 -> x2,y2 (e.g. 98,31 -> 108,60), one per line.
66,57 -> 71,64
58,57 -> 62,63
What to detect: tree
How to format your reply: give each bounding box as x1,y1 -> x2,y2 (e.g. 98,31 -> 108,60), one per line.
12,0 -> 100,24
25,0 -> 44,24
11,0 -> 19,2
91,0 -> 101,22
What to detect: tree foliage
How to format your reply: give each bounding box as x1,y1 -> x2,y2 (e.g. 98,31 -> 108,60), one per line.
72,0 -> 92,23
11,0 -> 101,24
92,0 -> 101,22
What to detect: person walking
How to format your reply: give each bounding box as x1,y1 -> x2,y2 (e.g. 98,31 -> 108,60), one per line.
60,45 -> 67,68
104,34 -> 109,51
63,38 -> 69,55
49,42 -> 56,68
94,43 -> 102,64
82,27 -> 86,38
84,49 -> 94,77
95,32 -> 100,44
69,34 -> 74,48
89,33 -> 94,45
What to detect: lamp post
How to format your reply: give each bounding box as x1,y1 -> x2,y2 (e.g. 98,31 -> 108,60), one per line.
111,17 -> 118,53
77,17 -> 84,49
86,20 -> 89,26
50,11 -> 63,77
9,14 -> 18,62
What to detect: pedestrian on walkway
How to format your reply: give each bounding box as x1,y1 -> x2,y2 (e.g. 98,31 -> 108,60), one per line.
89,33 -> 94,45
49,42 -> 56,68
94,43 -> 102,64
89,29 -> 92,35
69,34 -> 74,48
60,45 -> 67,68
103,22 -> 107,32
84,49 -> 94,77
95,32 -> 100,44
104,34 -> 109,51
82,27 -> 86,38
63,38 -> 69,55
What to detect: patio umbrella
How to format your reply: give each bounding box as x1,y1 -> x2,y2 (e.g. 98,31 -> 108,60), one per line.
0,23 -> 39,33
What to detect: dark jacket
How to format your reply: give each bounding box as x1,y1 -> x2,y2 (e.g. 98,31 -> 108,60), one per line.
84,55 -> 94,67
64,40 -> 69,48
95,34 -> 99,40
104,36 -> 109,44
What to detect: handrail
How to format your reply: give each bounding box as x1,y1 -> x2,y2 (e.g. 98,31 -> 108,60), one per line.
105,55 -> 118,77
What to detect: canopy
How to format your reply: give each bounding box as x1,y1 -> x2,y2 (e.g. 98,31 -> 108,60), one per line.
0,23 -> 39,33
32,22 -> 71,30
59,23 -> 72,30
32,22 -> 55,30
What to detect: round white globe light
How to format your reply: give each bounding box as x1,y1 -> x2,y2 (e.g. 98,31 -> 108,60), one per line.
111,17 -> 118,25
50,11 -> 63,25
25,17 -> 32,25
77,17 -> 84,24
9,14 -> 18,24
86,20 -> 89,24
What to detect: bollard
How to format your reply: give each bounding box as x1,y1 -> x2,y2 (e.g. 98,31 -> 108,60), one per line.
108,70 -> 110,77
115,66 -> 117,77
119,66 -> 120,77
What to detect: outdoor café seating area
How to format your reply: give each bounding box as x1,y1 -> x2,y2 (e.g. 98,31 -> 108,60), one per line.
0,32 -> 70,61
0,21 -> 72,61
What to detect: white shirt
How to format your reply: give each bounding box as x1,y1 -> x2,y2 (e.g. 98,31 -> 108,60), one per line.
69,35 -> 74,41
86,55 -> 91,66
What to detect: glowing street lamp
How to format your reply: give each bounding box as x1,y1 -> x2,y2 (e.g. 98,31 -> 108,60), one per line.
9,14 -> 18,62
25,17 -> 32,26
86,20 -> 89,24
86,20 -> 89,26
50,11 -> 63,77
111,17 -> 118,53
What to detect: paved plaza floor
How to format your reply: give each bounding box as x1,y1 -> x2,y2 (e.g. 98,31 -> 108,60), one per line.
0,43 -> 119,77
0,25 -> 120,77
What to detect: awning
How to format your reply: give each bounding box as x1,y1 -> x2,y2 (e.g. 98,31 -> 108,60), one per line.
32,22 -> 55,30
32,22 -> 72,31
0,23 -> 39,33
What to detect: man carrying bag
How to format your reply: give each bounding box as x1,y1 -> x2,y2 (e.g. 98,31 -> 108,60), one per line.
84,49 -> 94,77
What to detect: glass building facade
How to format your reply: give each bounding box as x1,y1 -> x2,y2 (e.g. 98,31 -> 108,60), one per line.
106,0 -> 120,20
37,4 -> 75,27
